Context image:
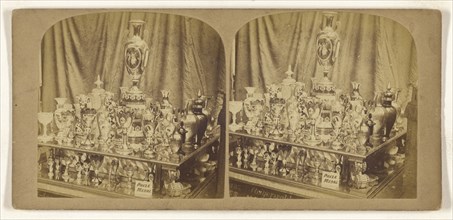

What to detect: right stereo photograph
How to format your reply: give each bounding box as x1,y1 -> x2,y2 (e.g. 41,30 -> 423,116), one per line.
228,11 -> 417,199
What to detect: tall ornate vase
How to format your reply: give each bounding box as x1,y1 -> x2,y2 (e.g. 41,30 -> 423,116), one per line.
124,20 -> 149,92
182,100 -> 199,148
370,91 -> 385,140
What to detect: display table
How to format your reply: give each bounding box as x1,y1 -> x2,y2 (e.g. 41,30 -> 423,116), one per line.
229,130 -> 406,199
38,133 -> 220,199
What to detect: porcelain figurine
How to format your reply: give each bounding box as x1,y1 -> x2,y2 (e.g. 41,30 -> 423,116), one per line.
250,148 -> 258,172
303,100 -> 322,146
124,164 -> 136,194
243,146 -> 249,169
235,147 -> 243,168
47,156 -> 54,180
160,90 -> 173,116
107,159 -> 119,191
61,159 -> 70,182
312,159 -> 321,186
270,150 -> 278,175
75,162 -> 83,185
350,82 -> 363,101
54,158 -> 61,180
263,151 -> 270,175
91,155 -> 103,187
83,162 -> 91,186
364,113 -> 375,147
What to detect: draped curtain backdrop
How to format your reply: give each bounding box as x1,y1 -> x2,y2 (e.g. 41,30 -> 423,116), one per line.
41,12 -> 225,111
233,12 -> 417,109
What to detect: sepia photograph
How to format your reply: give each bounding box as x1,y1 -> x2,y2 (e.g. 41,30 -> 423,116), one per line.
228,11 -> 418,199
9,7 -> 444,211
36,12 -> 226,199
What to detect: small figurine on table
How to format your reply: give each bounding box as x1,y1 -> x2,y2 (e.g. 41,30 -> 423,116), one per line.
54,158 -> 61,180
235,147 -> 243,168
75,162 -> 83,185
249,148 -> 258,172
243,146 -> 249,169
270,150 -> 278,175
83,162 -> 91,186
177,122 -> 188,156
61,159 -> 70,182
47,156 -> 54,180
365,113 -> 375,148
263,151 -> 271,175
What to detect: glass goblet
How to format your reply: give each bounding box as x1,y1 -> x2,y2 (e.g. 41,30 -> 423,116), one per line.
38,112 -> 55,143
229,101 -> 243,132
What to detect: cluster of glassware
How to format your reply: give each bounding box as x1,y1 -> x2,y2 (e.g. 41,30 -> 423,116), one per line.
229,66 -> 407,190
38,76 -> 216,164
40,148 -> 158,195
229,66 -> 406,156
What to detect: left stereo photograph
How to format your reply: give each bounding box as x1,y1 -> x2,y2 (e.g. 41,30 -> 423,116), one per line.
36,12 -> 226,199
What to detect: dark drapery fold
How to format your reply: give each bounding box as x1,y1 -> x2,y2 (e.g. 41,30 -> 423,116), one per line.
233,12 -> 417,111
41,12 -> 225,111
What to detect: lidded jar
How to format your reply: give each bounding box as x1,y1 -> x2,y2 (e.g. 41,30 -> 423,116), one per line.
193,90 -> 208,147
182,99 -> 199,146
381,84 -> 397,140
